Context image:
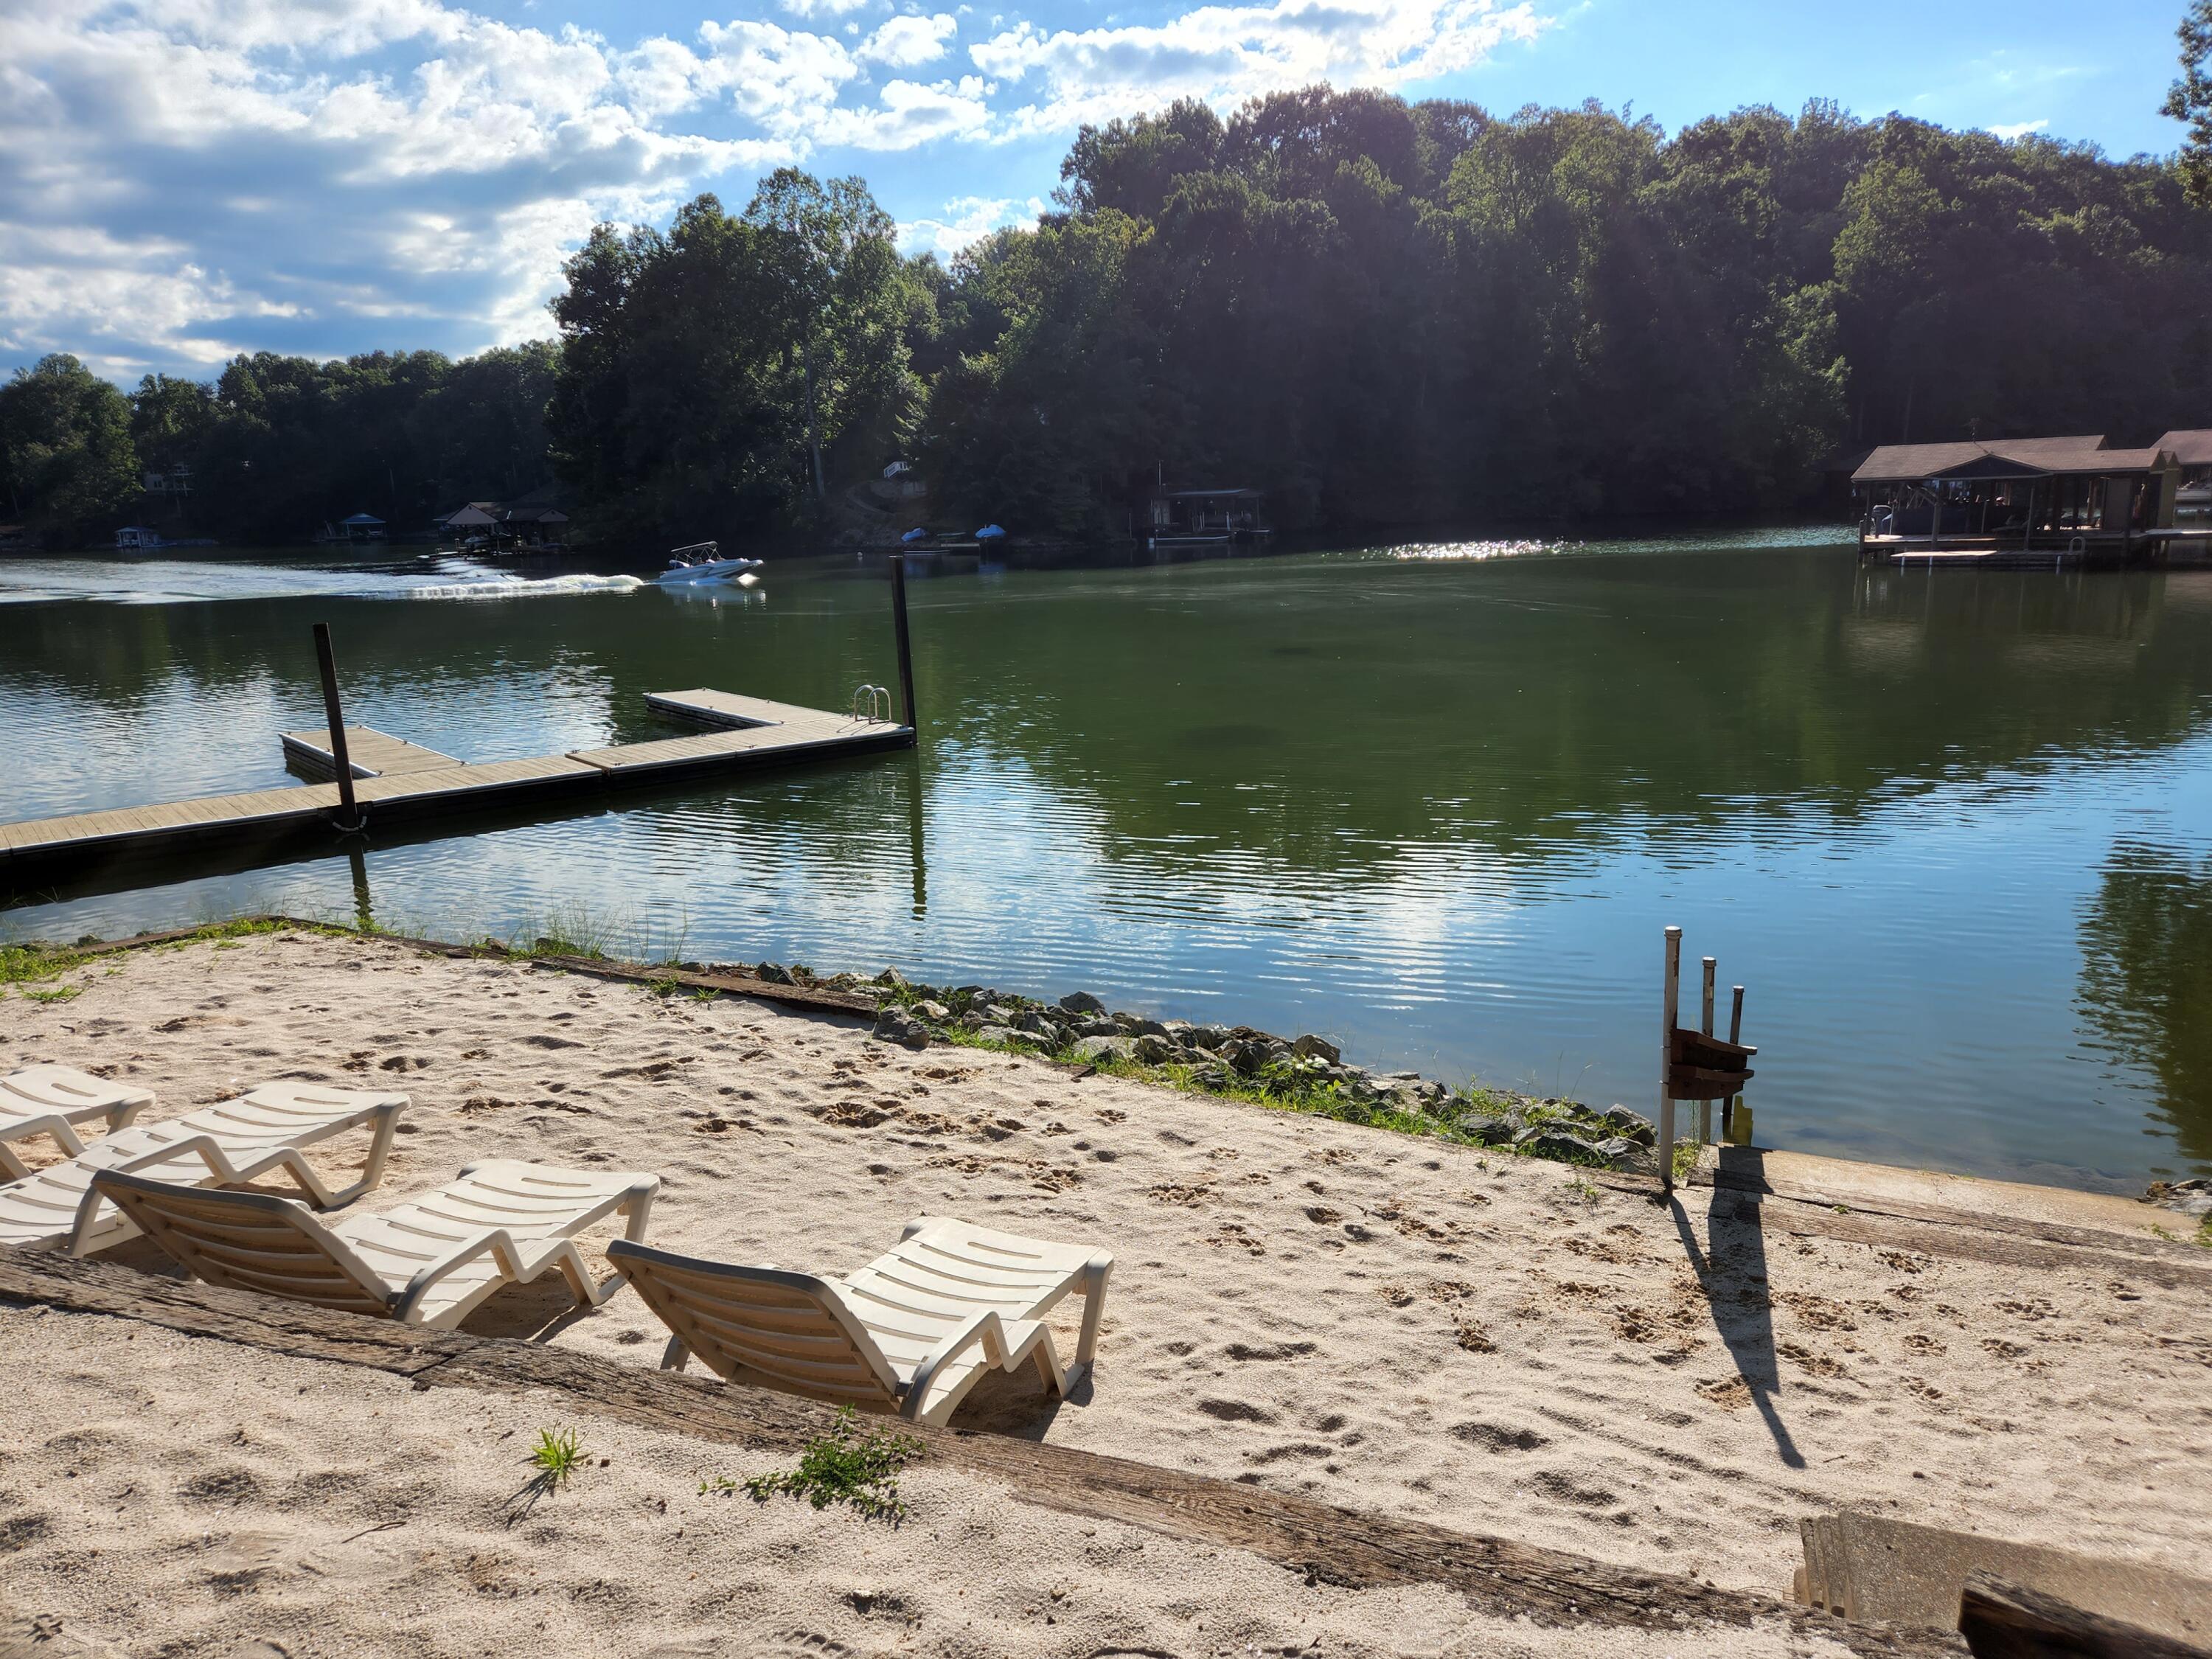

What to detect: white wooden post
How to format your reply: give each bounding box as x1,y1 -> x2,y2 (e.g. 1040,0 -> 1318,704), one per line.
1659,927 -> 1681,1194
1697,957 -> 1717,1143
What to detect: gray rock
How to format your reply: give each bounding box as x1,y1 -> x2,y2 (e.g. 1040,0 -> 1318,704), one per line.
1076,1018 -> 1121,1038
1189,1064 -> 1232,1091
1071,1034 -> 1135,1064
1130,1033 -> 1173,1065
1132,1018 -> 1172,1040
1058,991 -> 1105,1015
1188,1024 -> 1233,1051
1017,1009 -> 1059,1038
1291,1034 -> 1341,1064
874,967 -> 910,988
984,1003 -> 1022,1026
871,1009 -> 929,1050
755,961 -> 793,984
1514,1127 -> 1605,1163
974,1023 -> 1029,1048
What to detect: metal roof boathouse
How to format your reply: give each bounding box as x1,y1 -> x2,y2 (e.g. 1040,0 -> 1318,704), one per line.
1851,434 -> 2209,568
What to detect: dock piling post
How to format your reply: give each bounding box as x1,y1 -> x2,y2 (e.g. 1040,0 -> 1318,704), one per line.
1697,956 -> 1717,1144
889,552 -> 918,735
1724,984 -> 1746,1136
311,622 -> 362,830
1659,926 -> 1681,1196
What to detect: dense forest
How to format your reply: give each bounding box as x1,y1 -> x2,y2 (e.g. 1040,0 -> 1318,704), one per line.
4,85 -> 2211,548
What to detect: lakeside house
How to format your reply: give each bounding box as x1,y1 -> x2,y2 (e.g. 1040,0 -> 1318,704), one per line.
1852,435 -> 2183,564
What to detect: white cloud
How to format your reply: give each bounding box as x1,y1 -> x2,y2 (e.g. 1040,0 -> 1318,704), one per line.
1986,119 -> 2049,141
973,0 -> 1546,134
0,0 -> 1557,378
897,192 -> 1046,256
821,75 -> 992,148
858,13 -> 958,68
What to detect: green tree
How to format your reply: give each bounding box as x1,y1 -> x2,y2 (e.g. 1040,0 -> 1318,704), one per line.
0,355 -> 139,538
2165,0 -> 2212,207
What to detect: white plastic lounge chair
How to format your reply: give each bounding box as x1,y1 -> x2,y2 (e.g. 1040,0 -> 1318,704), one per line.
607,1215 -> 1113,1427
0,1082 -> 406,1256
89,1159 -> 660,1329
0,1065 -> 155,1180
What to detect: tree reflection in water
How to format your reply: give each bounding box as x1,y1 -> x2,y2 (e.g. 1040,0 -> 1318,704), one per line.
2079,844 -> 2212,1174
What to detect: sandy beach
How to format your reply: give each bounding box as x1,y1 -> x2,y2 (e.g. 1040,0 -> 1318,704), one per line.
2,926 -> 2207,1656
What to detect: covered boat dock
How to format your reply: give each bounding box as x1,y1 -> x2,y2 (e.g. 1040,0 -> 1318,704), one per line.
1854,436 -> 2181,567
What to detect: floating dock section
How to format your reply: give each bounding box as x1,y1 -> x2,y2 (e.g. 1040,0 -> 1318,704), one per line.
0,690 -> 911,887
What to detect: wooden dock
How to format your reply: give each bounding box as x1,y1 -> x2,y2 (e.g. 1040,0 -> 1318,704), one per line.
281,726 -> 465,780
0,690 -> 911,888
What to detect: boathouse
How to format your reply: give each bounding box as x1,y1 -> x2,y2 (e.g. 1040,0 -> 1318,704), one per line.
2157,429 -> 2212,521
1146,487 -> 1271,548
1853,436 -> 2180,565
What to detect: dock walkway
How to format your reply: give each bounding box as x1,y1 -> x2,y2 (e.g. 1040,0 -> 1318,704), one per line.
1,689 -> 910,886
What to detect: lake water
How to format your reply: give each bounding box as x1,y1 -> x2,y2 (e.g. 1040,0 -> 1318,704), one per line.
4,531 -> 2211,1193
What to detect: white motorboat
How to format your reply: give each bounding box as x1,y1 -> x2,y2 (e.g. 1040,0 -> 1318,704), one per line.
658,540 -> 762,583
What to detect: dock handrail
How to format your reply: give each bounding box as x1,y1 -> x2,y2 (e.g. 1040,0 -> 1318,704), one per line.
851,684 -> 891,723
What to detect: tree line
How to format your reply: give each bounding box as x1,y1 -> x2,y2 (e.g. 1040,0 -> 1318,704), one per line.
0,345 -> 559,546
7,76 -> 2212,549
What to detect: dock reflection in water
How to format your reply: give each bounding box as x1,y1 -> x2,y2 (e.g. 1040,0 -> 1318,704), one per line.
4,534 -> 2212,1190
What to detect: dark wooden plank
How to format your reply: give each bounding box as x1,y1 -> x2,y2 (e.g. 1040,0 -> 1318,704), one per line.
0,1249 -> 1958,1657
0,1251 -> 467,1376
1960,1575 -> 2212,1659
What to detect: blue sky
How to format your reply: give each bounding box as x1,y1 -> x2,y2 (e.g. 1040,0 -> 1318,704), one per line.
0,0 -> 2193,384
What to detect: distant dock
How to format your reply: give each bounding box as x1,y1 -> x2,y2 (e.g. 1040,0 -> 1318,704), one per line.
0,689 -> 911,888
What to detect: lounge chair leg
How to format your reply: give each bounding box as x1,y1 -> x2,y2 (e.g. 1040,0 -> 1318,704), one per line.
1073,1253 -> 1113,1374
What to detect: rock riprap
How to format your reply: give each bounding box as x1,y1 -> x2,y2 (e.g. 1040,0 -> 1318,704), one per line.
717,959 -> 1655,1170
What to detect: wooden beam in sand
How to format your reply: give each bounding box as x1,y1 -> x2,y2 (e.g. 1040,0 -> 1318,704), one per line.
0,1251 -> 1961,1659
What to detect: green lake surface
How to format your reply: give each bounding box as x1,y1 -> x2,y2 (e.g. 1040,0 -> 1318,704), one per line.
4,529 -> 2210,1192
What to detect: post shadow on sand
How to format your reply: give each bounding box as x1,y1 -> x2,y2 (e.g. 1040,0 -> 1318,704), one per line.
1667,1146 -> 1804,1470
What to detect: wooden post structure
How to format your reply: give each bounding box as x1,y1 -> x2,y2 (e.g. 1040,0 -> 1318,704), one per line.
312,623 -> 361,830
888,552 -> 917,734
1697,957 -> 1717,1144
1658,926 -> 1681,1194
1725,984 -> 1745,1135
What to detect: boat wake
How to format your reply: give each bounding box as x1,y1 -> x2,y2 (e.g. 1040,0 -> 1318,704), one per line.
398,572 -> 647,599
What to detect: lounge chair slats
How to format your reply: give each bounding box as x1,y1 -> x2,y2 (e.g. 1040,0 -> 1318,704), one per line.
0,1065 -> 156,1180
93,1158 -> 659,1329
608,1215 -> 1113,1427
0,1082 -> 408,1254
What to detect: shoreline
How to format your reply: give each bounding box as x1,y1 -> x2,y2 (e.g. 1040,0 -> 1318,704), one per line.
1,922 -> 2208,1654
12,914 -> 2202,1233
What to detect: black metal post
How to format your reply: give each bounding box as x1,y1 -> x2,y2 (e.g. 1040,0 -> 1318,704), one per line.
889,552 -> 917,734
312,622 -> 361,827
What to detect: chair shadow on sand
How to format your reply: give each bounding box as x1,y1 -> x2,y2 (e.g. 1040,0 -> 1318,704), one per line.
1667,1147 -> 1806,1470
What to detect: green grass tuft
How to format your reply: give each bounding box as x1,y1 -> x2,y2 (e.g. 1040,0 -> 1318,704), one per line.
708,1408 -> 923,1523
528,1426 -> 588,1489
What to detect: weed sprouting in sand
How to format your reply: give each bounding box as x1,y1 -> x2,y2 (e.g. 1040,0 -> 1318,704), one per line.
706,1408 -> 923,1523
529,1426 -> 588,1489
23,985 -> 81,1004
